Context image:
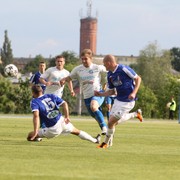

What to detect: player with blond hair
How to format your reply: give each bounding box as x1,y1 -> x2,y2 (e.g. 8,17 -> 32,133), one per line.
60,49 -> 107,135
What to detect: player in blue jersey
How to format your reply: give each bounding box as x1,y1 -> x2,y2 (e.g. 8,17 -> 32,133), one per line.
27,84 -> 101,144
29,61 -> 46,93
60,49 -> 107,135
95,55 -> 143,148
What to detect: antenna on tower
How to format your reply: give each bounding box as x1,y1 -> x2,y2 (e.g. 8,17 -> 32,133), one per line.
79,8 -> 83,18
87,0 -> 92,17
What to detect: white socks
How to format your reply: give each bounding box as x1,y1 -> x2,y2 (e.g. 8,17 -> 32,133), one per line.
78,131 -> 97,143
104,128 -> 115,144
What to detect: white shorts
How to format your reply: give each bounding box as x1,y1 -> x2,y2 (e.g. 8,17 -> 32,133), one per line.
110,99 -> 135,119
38,116 -> 74,138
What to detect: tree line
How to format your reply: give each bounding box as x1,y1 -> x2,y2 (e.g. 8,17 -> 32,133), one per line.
0,30 -> 180,119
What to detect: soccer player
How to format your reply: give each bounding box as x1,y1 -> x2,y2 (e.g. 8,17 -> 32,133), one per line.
29,61 -> 46,92
95,55 -> 143,148
39,55 -> 75,98
27,84 -> 101,144
60,49 -> 107,135
169,96 -> 176,120
103,83 -> 117,121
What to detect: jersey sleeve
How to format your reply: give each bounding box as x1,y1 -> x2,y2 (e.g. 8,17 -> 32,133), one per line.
69,66 -> 79,80
30,99 -> 39,112
122,66 -> 137,79
29,74 -> 35,84
40,68 -> 51,79
52,94 -> 64,107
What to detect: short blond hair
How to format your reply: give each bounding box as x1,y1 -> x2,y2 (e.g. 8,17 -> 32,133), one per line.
81,49 -> 93,58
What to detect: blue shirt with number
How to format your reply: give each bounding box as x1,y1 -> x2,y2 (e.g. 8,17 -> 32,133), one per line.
30,94 -> 64,127
107,64 -> 137,102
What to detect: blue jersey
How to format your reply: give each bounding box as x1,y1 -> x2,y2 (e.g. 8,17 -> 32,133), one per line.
107,64 -> 137,102
30,94 -> 64,127
30,71 -> 46,92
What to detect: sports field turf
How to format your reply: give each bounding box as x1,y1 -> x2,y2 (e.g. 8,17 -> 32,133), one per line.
0,115 -> 180,180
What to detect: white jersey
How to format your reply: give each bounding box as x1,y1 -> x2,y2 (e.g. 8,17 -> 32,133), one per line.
41,67 -> 70,98
70,63 -> 107,99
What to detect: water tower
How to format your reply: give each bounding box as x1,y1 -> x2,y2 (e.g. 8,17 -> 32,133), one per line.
79,0 -> 97,55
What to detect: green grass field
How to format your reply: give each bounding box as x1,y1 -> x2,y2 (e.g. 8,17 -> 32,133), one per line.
0,115 -> 180,180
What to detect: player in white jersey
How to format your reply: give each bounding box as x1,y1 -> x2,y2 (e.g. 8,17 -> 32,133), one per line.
39,55 -> 75,98
60,49 -> 107,135
27,84 -> 101,144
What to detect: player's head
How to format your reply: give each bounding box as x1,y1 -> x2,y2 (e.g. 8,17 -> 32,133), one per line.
39,61 -> 46,73
80,49 -> 93,67
103,55 -> 117,71
55,55 -> 65,70
31,84 -> 43,98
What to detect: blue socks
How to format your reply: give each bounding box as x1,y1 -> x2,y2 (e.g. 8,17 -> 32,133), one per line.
94,110 -> 107,129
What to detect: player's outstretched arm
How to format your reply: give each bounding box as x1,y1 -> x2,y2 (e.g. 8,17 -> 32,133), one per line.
94,89 -> 115,97
61,101 -> 70,124
27,111 -> 40,141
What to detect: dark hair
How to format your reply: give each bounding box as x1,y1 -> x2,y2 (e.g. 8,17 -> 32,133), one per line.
32,84 -> 43,94
39,61 -> 45,64
55,55 -> 65,60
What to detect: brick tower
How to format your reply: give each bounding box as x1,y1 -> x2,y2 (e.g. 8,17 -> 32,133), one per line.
80,0 -> 97,55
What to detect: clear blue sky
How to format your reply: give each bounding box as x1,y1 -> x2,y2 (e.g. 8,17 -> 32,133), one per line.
0,0 -> 180,58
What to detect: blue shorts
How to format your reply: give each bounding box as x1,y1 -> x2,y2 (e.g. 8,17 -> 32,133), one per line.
105,96 -> 115,105
84,96 -> 105,107
84,96 -> 105,117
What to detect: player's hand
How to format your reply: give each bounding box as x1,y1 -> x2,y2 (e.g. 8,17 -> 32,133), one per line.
94,90 -> 101,96
52,82 -> 61,86
46,82 -> 52,86
64,118 -> 70,124
71,91 -> 75,97
128,92 -> 136,100
27,131 -> 38,141
60,78 -> 66,86
31,132 -> 38,141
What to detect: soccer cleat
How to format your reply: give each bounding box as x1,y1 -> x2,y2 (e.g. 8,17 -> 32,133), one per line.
95,134 -> 101,144
97,142 -> 108,148
136,109 -> 143,122
101,126 -> 107,135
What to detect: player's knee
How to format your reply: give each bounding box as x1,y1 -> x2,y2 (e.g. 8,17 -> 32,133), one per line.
71,127 -> 80,135
90,105 -> 98,112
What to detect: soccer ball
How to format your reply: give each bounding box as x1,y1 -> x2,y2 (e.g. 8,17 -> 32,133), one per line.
4,64 -> 18,77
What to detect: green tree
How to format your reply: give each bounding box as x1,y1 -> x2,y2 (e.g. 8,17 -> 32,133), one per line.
134,42 -> 180,118
0,30 -> 13,66
49,51 -> 80,71
170,47 -> 180,72
0,76 -> 16,113
136,42 -> 172,93
0,30 -> 14,76
13,78 -> 31,113
134,83 -> 158,118
160,75 -> 180,119
0,76 -> 31,114
23,55 -> 47,74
